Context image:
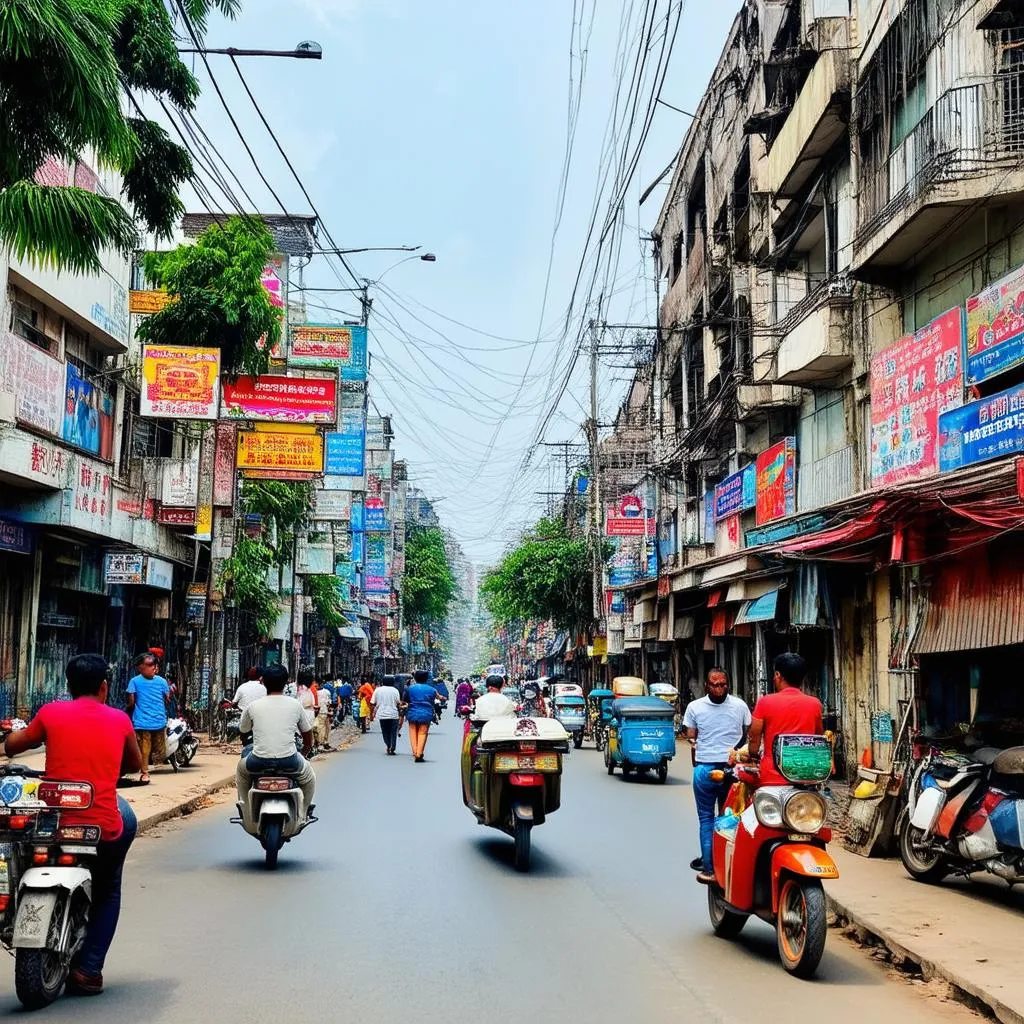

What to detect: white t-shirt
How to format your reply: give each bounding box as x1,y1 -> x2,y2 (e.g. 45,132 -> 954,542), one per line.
371,685 -> 401,720
297,686 -> 316,712
473,692 -> 516,721
682,694 -> 752,764
241,695 -> 315,759
233,680 -> 267,713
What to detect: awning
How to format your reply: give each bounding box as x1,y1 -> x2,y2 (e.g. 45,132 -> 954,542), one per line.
735,588 -> 780,625
337,625 -> 368,642
546,631 -> 568,658
778,500 -> 887,559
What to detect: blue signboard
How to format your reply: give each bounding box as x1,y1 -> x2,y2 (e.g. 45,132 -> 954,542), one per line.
351,527 -> 364,566
0,516 -> 32,555
938,381 -> 1024,472
364,501 -> 388,532
714,464 -> 756,521
342,326 -> 368,382
351,499 -> 364,533
703,491 -> 715,542
325,411 -> 365,476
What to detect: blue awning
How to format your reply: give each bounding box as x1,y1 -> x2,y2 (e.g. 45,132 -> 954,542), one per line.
735,588 -> 780,625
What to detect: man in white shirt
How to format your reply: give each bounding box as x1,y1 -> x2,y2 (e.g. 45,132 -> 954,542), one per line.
472,675 -> 517,722
683,668 -> 751,883
371,675 -> 402,755
233,669 -> 268,745
235,664 -> 317,817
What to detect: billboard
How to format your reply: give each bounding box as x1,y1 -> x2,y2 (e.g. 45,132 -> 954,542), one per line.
128,290 -> 173,315
236,429 -> 324,475
324,409 -> 365,476
221,375 -> 336,424
0,332 -> 65,438
714,464 -> 756,521
755,438 -> 797,526
605,494 -> 647,537
365,497 -> 389,532
312,489 -> 351,520
938,380 -> 1024,472
140,345 -> 221,420
870,308 -> 964,486
63,362 -> 113,460
966,264 -> 1024,385
289,324 -> 368,380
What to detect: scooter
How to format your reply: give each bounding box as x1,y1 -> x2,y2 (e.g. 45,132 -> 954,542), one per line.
231,767 -> 317,870
898,743 -> 1024,886
433,695 -> 448,724
0,764 -> 98,1008
165,717 -> 198,770
705,735 -> 837,978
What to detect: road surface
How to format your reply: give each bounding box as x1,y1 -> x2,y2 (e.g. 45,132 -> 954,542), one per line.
0,720 -> 978,1022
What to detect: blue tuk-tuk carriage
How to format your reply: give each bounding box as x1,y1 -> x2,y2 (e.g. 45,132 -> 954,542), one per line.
604,696 -> 676,783
552,694 -> 586,748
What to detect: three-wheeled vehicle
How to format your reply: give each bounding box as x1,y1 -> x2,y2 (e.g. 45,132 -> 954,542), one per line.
650,682 -> 683,735
552,693 -> 586,748
586,688 -> 616,750
461,715 -> 570,871
604,696 -> 676,783
612,675 -> 648,698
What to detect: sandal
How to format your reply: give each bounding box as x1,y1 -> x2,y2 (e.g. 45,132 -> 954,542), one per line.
696,871 -> 715,885
139,774 -> 151,785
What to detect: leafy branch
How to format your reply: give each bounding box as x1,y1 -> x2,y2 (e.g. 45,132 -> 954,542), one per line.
304,574 -> 346,629
219,536 -> 278,637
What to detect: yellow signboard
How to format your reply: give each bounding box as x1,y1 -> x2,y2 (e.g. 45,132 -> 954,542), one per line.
140,345 -> 221,420
129,290 -> 174,314
236,429 -> 324,475
591,636 -> 608,657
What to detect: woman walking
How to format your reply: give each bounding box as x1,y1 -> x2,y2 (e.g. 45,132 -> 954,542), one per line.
405,669 -> 436,762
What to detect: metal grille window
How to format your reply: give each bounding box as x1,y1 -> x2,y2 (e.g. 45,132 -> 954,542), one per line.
999,28 -> 1024,152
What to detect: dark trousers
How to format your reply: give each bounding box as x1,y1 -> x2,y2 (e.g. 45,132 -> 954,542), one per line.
77,796 -> 137,975
379,718 -> 399,752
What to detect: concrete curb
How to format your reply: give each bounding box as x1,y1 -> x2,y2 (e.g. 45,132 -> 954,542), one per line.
828,894 -> 1022,1024
135,774 -> 237,835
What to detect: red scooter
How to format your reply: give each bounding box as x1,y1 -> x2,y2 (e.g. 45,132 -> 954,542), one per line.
706,737 -> 838,978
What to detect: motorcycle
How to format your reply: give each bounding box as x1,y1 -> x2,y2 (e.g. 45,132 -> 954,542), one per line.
219,699 -> 242,743
898,743 -> 1024,886
706,735 -> 837,978
516,681 -> 546,719
0,764 -> 99,1008
231,768 -> 317,870
433,695 -> 448,725
165,717 -> 198,771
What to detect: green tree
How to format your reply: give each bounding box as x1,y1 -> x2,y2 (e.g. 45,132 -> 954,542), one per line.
402,527 -> 457,630
137,217 -> 282,375
0,0 -> 238,274
482,516 -> 599,637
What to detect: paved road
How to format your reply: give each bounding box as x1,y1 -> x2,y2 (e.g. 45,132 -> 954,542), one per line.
0,720 -> 978,1022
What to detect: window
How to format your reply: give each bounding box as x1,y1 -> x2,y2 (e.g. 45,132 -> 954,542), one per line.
798,389 -> 846,464
890,72 -> 927,153
8,287 -> 59,354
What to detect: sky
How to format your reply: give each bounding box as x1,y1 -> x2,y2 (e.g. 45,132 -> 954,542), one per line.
172,0 -> 741,567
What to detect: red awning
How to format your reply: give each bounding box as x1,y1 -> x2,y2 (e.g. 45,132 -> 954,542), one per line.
777,500 -> 888,559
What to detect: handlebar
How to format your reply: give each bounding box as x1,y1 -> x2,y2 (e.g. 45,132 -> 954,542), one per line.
1,764 -> 44,779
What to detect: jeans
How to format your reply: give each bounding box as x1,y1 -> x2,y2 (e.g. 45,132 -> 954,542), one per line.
236,750 -> 316,815
379,718 -> 398,752
693,763 -> 730,874
77,796 -> 137,975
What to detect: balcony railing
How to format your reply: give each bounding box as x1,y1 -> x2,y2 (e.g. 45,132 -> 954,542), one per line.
857,72 -> 1024,246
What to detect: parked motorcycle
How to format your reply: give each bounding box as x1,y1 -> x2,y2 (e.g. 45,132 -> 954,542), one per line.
898,744 -> 1024,886
0,764 -> 99,1008
433,695 -> 448,725
165,717 -> 198,771
219,699 -> 242,743
231,770 -> 317,870
706,735 -> 837,978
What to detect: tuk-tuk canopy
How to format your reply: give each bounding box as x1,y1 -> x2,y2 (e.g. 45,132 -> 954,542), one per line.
588,688 -> 614,698
612,676 -> 647,697
649,683 -> 679,697
612,696 -> 676,719
554,694 -> 586,707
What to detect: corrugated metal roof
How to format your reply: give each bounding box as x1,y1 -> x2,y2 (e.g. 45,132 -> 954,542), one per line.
913,552 -> 1024,654
182,213 -> 318,257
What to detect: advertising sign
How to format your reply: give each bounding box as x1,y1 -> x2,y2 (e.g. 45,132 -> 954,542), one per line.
221,375 -> 337,424
157,505 -> 197,526
185,582 -> 206,625
714,464 -> 756,521
212,422 -> 236,506
755,437 -> 797,526
104,551 -> 145,585
140,345 -> 221,420
63,362 -> 113,460
289,324 -> 368,380
144,556 -> 174,590
870,308 -> 964,486
365,498 -> 388,532
0,517 -> 32,555
312,489 -> 351,520
605,494 -> 647,537
365,414 -> 386,449
966,264 -> 1024,384
325,410 -> 365,476
128,290 -> 173,315
236,429 -> 324,475
0,332 -> 65,438
938,380 -> 1024,472
160,459 -> 198,508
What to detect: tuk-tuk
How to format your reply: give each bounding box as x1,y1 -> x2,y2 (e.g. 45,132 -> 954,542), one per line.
649,682 -> 682,735
612,675 -> 648,698
604,696 -> 676,783
552,694 -> 586,748
551,682 -> 584,701
586,688 -> 616,751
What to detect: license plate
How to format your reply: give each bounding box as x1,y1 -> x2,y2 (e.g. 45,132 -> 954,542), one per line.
494,752 -> 559,772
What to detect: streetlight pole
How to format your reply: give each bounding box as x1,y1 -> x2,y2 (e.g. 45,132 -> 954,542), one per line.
177,42 -> 323,59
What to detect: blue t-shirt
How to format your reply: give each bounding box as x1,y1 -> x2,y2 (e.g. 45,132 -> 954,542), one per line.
406,683 -> 436,724
338,683 -> 353,698
127,674 -> 170,730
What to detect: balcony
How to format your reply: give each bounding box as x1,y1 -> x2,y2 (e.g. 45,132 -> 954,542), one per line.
768,49 -> 851,203
775,282 -> 853,385
854,73 -> 1024,271
737,382 -> 802,421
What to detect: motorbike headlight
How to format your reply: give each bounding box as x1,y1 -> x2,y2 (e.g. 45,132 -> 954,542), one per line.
783,790 -> 827,834
752,790 -> 784,829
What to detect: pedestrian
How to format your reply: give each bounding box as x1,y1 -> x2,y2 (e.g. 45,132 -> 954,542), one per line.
233,666 -> 267,746
5,653 -> 142,994
455,677 -> 473,715
126,652 -> 172,783
683,667 -> 751,885
337,678 -> 353,725
405,668 -> 437,762
371,674 -> 402,755
357,678 -> 374,734
316,678 -> 334,751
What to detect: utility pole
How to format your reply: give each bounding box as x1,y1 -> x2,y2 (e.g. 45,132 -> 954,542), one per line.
588,321 -> 603,626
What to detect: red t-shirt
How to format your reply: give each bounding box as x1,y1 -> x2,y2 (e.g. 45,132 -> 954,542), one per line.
24,699 -> 135,840
752,687 -> 823,786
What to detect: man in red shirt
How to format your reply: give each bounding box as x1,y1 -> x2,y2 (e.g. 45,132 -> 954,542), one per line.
746,652 -> 823,786
5,653 -> 143,996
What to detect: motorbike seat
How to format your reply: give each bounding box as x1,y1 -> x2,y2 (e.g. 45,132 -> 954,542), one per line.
992,746 -> 1024,775
970,747 -> 1003,767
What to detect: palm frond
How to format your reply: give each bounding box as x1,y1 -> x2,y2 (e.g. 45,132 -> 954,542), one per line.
122,118 -> 191,237
174,0 -> 241,35
116,0 -> 200,110
0,181 -> 138,275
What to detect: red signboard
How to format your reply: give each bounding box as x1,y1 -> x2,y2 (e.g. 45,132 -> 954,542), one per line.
755,438 -> 797,526
605,494 -> 648,537
869,308 -> 964,486
221,375 -> 337,424
212,421 -> 236,507
157,505 -> 197,527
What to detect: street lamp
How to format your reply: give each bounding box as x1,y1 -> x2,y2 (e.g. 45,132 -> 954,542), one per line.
312,245 -> 423,256
177,41 -> 323,59
376,252 -> 437,282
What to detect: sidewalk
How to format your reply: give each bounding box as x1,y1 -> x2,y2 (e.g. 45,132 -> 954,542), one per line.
829,846 -> 1024,1024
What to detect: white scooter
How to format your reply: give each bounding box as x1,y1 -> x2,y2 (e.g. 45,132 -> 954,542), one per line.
231,770 -> 316,869
164,717 -> 198,771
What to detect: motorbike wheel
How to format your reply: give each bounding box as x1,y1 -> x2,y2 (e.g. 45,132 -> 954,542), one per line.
776,877 -> 827,978
707,884 -> 747,939
513,817 -> 531,872
896,807 -> 949,884
179,739 -> 198,767
595,729 -> 604,752
261,818 -> 284,870
573,732 -> 583,749
604,745 -> 615,775
15,893 -> 80,1009
656,760 -> 669,784
168,752 -> 179,772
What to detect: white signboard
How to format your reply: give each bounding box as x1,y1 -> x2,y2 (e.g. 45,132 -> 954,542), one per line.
160,459 -> 198,507
313,489 -> 351,520
105,551 -> 145,585
144,556 -> 174,590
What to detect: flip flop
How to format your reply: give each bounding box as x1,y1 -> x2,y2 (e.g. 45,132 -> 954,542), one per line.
139,775 -> 151,785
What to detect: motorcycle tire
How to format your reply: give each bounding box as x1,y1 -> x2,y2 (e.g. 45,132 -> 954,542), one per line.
513,818 -> 531,872
262,818 -> 284,870
707,884 -> 747,939
573,732 -> 583,749
776,877 -> 827,978
656,760 -> 669,784
896,807 -> 949,884
168,753 -> 179,772
179,739 -> 198,767
604,745 -> 614,775
15,892 -> 81,1009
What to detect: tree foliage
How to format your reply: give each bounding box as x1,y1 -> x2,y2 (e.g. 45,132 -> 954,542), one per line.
402,527 -> 457,629
220,536 -> 278,638
482,517 -> 597,636
137,217 -> 282,376
0,0 -> 238,274
241,478 -> 312,560
304,574 -> 346,630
